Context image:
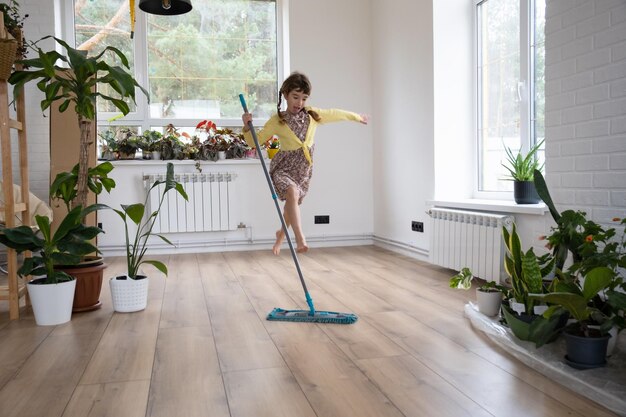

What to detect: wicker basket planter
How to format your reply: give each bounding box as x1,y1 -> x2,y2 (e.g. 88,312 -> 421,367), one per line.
0,37 -> 17,81
109,275 -> 149,313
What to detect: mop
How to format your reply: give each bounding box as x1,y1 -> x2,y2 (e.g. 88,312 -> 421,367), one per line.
239,94 -> 358,324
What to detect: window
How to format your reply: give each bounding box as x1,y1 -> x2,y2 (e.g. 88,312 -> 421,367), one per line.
476,0 -> 545,194
66,0 -> 282,134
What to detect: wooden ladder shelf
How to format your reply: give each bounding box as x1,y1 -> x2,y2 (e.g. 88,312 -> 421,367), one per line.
0,73 -> 31,320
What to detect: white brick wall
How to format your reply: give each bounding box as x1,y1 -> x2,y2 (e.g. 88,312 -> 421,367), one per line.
546,0 -> 626,223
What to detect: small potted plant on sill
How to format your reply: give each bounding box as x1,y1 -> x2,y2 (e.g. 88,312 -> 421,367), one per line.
109,162 -> 187,313
140,130 -> 164,160
266,135 -> 280,159
98,129 -> 119,161
449,267 -> 507,317
501,139 -> 544,204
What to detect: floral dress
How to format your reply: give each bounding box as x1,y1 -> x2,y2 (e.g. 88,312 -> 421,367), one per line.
269,110 -> 314,204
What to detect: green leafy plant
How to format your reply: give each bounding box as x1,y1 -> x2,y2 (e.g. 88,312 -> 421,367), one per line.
0,0 -> 28,58
0,205 -> 106,284
113,163 -> 188,279
50,162 -> 116,212
9,36 -> 148,211
531,266 -> 615,337
502,223 -> 555,313
449,267 -> 508,294
501,139 -> 544,181
534,169 -> 626,334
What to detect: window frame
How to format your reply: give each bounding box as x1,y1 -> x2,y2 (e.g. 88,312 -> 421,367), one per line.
474,0 -> 543,200
60,0 -> 288,133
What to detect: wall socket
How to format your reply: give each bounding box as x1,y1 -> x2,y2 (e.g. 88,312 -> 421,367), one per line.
411,221 -> 424,232
314,215 -> 330,224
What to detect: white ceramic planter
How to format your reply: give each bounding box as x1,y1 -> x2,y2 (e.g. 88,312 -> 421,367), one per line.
27,278 -> 76,326
476,289 -> 502,316
218,151 -> 226,160
151,151 -> 161,160
109,275 -> 149,313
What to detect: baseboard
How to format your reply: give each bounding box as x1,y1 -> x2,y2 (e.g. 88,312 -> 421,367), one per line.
372,235 -> 429,262
99,233 -> 375,257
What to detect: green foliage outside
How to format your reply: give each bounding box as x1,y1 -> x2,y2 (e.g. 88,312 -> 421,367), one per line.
74,0 -> 277,120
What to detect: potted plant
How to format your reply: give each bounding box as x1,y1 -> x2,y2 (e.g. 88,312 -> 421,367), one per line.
531,267 -> 614,368
500,223 -> 569,347
9,36 -> 148,311
109,162 -> 187,312
266,135 -> 280,159
140,130 -> 164,160
0,204 -> 105,325
98,129 -> 119,161
501,139 -> 544,204
0,0 -> 28,79
115,128 -> 139,159
449,267 -> 507,316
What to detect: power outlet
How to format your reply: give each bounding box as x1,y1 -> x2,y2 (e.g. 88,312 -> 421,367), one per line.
411,221 -> 424,232
315,215 -> 330,224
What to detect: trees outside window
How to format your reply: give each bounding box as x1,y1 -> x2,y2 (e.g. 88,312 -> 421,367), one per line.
476,0 -> 545,194
69,0 -> 280,133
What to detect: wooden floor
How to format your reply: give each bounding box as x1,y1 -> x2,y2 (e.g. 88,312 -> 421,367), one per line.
0,245 -> 620,417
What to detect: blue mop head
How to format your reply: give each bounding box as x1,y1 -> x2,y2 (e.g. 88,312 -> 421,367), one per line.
267,307 -> 358,324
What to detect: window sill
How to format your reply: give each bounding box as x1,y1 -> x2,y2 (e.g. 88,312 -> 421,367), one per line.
427,199 -> 548,215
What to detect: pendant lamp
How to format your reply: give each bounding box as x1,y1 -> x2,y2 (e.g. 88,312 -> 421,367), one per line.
139,0 -> 193,16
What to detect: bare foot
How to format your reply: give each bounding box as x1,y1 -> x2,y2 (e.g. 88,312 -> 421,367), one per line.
272,229 -> 284,255
296,237 -> 309,253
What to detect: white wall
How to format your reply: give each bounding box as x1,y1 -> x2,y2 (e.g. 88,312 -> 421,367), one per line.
544,0 -> 626,225
370,0 -> 434,257
288,0 -> 374,242
433,0 -> 474,201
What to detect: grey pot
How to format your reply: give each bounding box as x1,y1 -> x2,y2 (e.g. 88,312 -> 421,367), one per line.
514,180 -> 541,204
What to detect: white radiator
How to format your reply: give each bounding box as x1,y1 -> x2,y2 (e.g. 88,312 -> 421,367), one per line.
428,208 -> 514,283
144,172 -> 237,233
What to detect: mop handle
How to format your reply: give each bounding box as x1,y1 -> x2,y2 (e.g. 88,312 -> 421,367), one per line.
239,94 -> 315,314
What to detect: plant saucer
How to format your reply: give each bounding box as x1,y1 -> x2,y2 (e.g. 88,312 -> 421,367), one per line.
564,355 -> 606,370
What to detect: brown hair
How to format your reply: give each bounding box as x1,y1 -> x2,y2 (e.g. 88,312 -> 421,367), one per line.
277,72 -> 321,123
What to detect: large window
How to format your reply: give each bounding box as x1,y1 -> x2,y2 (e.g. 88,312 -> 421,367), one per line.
68,0 -> 282,133
476,0 -> 545,194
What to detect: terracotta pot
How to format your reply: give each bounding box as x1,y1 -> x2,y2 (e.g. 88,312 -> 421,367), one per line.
55,258 -> 107,312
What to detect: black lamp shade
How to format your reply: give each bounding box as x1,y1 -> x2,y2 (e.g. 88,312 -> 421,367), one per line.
139,0 -> 193,16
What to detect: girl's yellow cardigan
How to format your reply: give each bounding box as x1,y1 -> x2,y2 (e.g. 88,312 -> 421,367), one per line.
243,107 -> 363,165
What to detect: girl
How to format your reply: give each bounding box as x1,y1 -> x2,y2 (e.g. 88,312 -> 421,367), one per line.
242,72 -> 368,255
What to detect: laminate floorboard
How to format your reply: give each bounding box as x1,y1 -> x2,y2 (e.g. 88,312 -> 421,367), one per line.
0,246 -> 620,417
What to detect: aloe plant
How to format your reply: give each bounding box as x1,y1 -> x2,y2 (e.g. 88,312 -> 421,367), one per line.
502,139 -> 544,181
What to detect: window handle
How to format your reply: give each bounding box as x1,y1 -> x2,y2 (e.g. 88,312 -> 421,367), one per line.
517,81 -> 526,102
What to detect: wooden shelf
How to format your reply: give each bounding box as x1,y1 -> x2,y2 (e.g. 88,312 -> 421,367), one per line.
0,56 -> 30,320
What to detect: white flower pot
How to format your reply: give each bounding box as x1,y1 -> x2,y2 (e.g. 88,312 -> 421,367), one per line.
218,151 -> 226,160
151,151 -> 161,160
27,278 -> 76,326
476,289 -> 502,316
109,275 -> 149,313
